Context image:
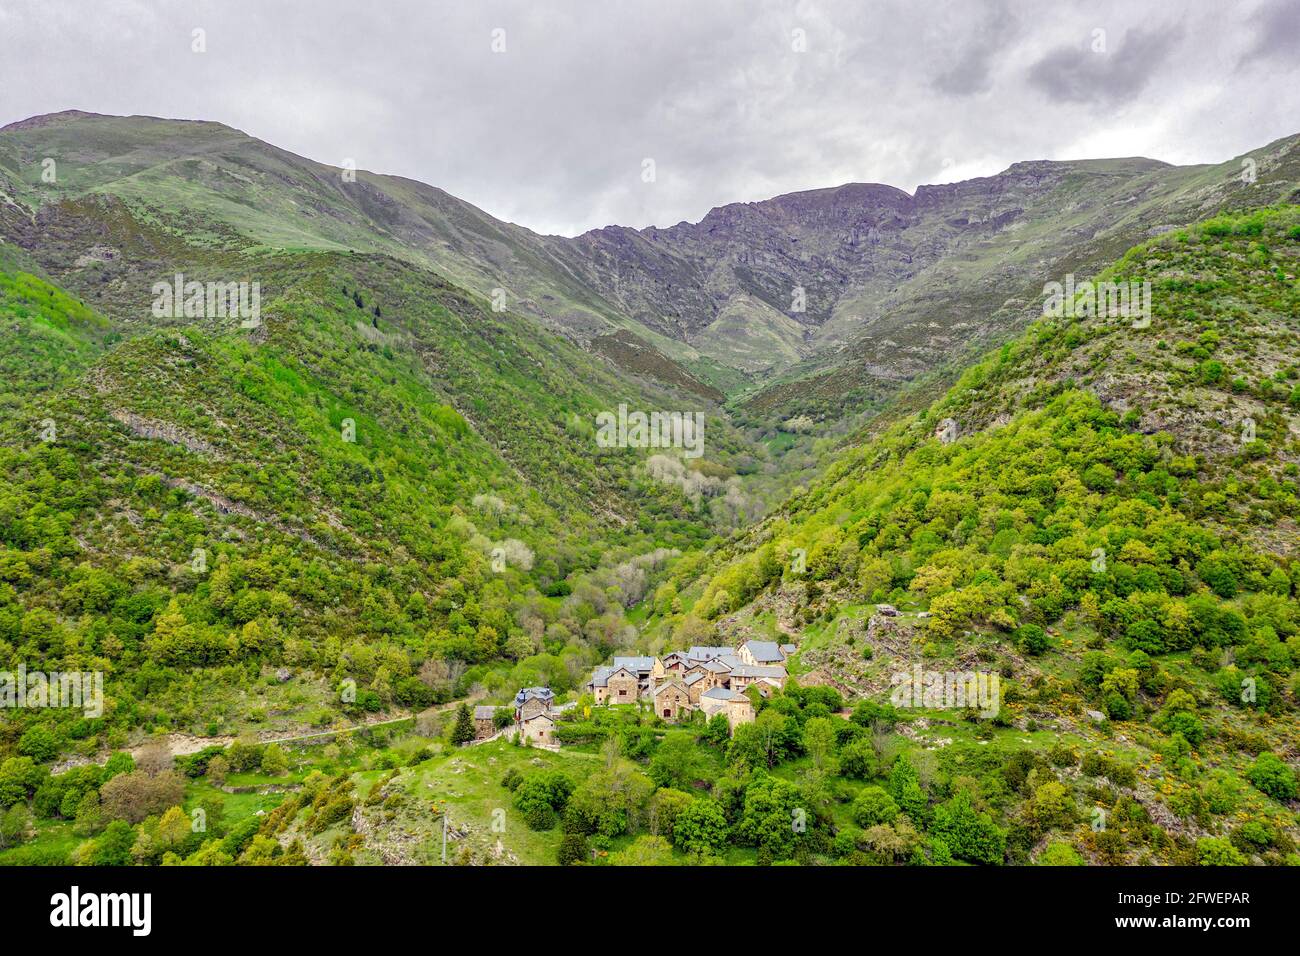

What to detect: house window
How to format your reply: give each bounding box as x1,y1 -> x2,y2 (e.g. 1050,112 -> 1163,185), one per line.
663,708 -> 671,717
619,689 -> 627,697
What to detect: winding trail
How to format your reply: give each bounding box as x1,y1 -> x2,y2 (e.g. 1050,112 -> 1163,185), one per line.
53,701 -> 465,773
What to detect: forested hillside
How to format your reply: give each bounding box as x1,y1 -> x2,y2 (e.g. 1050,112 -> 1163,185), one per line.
0,230 -> 798,755
1,110 -> 1297,868
615,205 -> 1300,865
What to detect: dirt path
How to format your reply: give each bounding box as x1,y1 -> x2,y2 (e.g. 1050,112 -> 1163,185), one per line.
50,702 -> 465,773
46,694 -> 485,775
128,711 -> 421,760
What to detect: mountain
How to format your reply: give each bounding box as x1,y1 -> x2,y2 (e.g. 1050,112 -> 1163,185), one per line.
632,204 -> 1300,864
737,138 -> 1300,421
0,110 -> 1297,869
5,111 -> 1298,416
0,111 -> 729,396
0,112 -> 785,757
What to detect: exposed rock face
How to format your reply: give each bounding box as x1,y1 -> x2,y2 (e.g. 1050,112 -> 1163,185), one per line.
547,150 -> 1300,389
111,409 -> 224,458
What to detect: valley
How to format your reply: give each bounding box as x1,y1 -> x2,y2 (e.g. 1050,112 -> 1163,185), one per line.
0,111 -> 1297,868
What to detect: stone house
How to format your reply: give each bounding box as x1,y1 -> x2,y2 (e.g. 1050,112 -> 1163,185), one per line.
514,687 -> 554,721
519,711 -> 556,746
588,666 -> 613,705
701,657 -> 735,689
728,664 -> 787,693
683,671 -> 707,705
726,693 -> 756,730
652,679 -> 692,722
508,686 -> 561,747
737,640 -> 786,666
687,645 -> 733,665
699,687 -> 732,720
700,687 -> 756,733
473,705 -> 497,740
605,666 -> 640,704
662,651 -> 690,675
614,656 -> 658,696
682,661 -> 710,684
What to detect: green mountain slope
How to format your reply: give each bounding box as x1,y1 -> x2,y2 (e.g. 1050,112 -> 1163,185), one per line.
0,111 -> 718,391
0,232 -> 789,755
742,136 -> 1300,422
2,111 -> 1297,869
629,206 -> 1300,865
6,111 -> 1298,420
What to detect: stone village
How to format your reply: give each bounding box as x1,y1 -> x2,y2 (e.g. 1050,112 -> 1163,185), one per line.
473,639 -> 795,748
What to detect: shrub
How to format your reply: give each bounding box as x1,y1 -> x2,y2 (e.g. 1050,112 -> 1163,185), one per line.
557,831 -> 589,865
851,787 -> 900,827
1196,836 -> 1246,866
260,744 -> 289,776
672,798 -> 729,857
1038,841 -> 1085,866
931,791 -> 1006,864
1048,742 -> 1078,768
512,770 -> 574,831
1246,752 -> 1297,801
1015,624 -> 1050,655
839,737 -> 878,779
17,726 -> 59,763
98,771 -> 185,824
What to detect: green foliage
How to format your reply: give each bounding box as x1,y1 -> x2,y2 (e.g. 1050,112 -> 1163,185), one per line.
931,791 -> 1006,865
1196,836 -> 1246,866
734,773 -> 809,862
1015,624 -> 1050,656
851,786 -> 900,827
1038,841 -> 1085,866
450,704 -> 476,746
512,770 -> 574,831
839,736 -> 879,779
1246,752 -> 1297,802
648,733 -> 708,790
564,766 -> 653,838
672,798 -> 729,857
17,726 -> 59,762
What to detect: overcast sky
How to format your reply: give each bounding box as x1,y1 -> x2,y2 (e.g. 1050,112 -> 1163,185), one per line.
2,0 -> 1297,236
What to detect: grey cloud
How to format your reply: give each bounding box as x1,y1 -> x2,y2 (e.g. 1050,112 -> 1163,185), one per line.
0,0 -> 1296,235
1243,0 -> 1300,64
1026,25 -> 1185,107
932,1 -> 1020,96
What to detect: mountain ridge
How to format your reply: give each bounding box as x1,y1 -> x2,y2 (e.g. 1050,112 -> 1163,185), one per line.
5,110 -> 1298,413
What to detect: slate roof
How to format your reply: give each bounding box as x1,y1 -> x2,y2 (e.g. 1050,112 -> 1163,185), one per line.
589,666 -> 613,688
514,687 -> 554,706
702,687 -> 741,701
613,656 -> 657,673
743,640 -> 785,663
683,672 -> 705,685
686,646 -> 732,661
474,706 -> 496,720
729,664 -> 787,679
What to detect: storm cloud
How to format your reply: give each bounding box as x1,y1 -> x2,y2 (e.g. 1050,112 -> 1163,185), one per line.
1,0 -> 1296,236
